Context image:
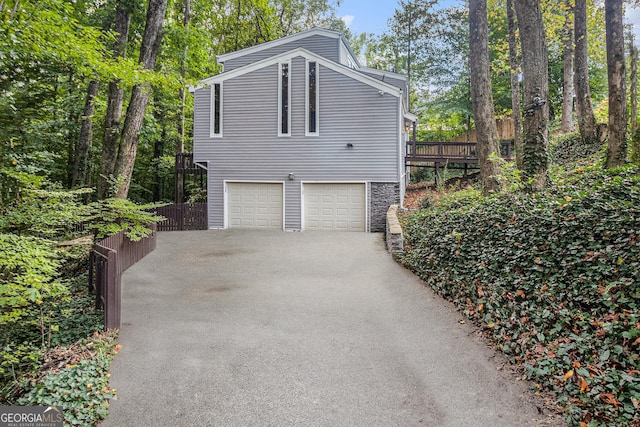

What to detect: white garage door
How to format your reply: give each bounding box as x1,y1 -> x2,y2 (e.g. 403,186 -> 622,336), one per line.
304,183 -> 366,231
227,182 -> 283,229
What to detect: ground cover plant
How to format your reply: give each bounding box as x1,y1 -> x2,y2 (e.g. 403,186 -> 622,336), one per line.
401,160 -> 640,426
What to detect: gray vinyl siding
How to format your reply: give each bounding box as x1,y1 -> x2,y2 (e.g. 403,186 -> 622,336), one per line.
194,55 -> 400,230
339,42 -> 347,65
222,35 -> 339,72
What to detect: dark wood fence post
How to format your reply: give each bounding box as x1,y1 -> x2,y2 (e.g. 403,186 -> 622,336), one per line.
104,250 -> 119,329
88,251 -> 94,294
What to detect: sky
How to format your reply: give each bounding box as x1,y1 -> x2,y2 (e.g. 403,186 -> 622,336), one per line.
335,0 -> 399,35
336,0 -> 640,41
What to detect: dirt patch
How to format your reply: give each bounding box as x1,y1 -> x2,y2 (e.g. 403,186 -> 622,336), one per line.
403,173 -> 480,210
403,182 -> 432,211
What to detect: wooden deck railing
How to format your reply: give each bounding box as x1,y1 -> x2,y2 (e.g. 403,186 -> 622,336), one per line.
89,224 -> 157,330
406,140 -> 513,164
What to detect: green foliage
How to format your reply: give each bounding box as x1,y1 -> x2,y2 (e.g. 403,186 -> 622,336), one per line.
1,259 -> 104,403
631,128 -> 640,166
18,332 -> 118,426
0,234 -> 64,326
551,132 -> 605,166
401,164 -> 640,426
87,198 -> 165,241
0,344 -> 43,395
0,185 -> 92,238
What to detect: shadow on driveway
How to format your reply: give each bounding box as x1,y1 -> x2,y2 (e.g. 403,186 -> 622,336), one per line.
102,230 -> 559,426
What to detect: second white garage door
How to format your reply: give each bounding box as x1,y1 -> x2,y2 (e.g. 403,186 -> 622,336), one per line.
304,183 -> 366,231
227,182 -> 283,229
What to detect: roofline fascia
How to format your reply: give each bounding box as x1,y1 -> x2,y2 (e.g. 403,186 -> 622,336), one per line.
360,66 -> 409,82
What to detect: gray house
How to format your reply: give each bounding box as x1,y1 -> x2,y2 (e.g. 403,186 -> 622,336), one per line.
192,28 -> 415,232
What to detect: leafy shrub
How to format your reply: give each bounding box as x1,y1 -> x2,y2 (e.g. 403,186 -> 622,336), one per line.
0,250 -> 102,402
401,164 -> 640,426
0,187 -> 92,239
87,197 -> 164,241
0,234 -> 65,327
18,332 -> 118,426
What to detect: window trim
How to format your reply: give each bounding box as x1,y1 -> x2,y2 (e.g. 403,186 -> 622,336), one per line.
278,61 -> 291,137
210,82 -> 223,138
305,60 -> 319,136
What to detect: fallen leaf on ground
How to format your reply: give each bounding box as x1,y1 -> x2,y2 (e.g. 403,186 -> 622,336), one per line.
599,393 -> 620,408
579,376 -> 589,393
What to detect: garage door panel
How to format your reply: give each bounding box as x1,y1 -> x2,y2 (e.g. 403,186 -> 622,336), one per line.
228,183 -> 283,229
304,183 -> 365,232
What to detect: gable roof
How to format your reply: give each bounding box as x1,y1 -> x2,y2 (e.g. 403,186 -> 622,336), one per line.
200,47 -> 401,98
216,27 -> 361,68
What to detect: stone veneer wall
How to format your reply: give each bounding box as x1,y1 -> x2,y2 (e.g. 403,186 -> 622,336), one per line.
385,205 -> 403,255
369,182 -> 400,232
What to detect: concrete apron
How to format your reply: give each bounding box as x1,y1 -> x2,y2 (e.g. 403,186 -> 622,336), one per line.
102,230 -> 554,427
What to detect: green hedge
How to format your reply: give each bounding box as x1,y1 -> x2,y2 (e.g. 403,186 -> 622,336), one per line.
401,165 -> 640,426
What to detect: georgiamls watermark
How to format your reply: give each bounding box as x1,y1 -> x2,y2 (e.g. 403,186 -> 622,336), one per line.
0,406 -> 63,427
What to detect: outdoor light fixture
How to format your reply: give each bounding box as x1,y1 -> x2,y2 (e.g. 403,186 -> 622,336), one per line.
288,173 -> 295,180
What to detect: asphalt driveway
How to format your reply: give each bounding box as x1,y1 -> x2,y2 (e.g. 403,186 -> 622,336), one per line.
102,230 -> 557,426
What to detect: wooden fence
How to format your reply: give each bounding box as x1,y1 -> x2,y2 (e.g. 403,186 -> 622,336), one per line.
152,203 -> 208,231
89,224 -> 157,330
448,117 -> 515,142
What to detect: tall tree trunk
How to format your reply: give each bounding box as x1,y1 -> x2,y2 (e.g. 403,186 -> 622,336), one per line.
560,1 -> 575,133
630,34 -> 638,136
469,0 -> 503,194
152,95 -> 166,202
574,0 -> 598,144
514,0 -> 550,191
177,0 -> 190,154
65,73 -> 78,187
605,0 -> 627,168
73,80 -> 99,187
97,0 -> 132,199
506,0 -> 523,169
630,34 -> 640,164
113,0 -> 169,199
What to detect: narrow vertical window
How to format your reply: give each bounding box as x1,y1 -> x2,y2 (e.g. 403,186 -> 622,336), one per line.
279,62 -> 290,136
211,83 -> 222,137
306,61 -> 319,136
